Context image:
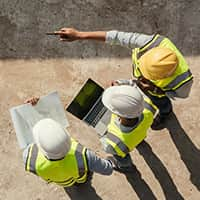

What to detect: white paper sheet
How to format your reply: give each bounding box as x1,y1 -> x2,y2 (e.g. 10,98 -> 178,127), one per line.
10,91 -> 69,149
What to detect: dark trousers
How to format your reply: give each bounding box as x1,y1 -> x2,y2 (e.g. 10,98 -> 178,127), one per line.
113,153 -> 133,167
147,94 -> 172,118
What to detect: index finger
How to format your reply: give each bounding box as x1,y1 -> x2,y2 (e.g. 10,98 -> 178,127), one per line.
46,32 -> 57,35
53,31 -> 65,35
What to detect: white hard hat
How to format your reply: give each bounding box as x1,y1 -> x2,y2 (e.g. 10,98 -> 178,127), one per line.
33,118 -> 71,160
102,84 -> 144,118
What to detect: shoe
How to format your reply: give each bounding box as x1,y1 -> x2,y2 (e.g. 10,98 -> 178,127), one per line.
151,114 -> 169,130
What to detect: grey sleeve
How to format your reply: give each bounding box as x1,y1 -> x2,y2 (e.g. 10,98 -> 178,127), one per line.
85,149 -> 113,175
174,79 -> 193,98
100,136 -> 117,155
106,30 -> 154,49
22,145 -> 31,164
114,79 -> 137,86
166,79 -> 193,99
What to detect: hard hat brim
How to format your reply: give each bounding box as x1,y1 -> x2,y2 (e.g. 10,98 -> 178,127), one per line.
102,86 -> 117,113
102,85 -> 144,118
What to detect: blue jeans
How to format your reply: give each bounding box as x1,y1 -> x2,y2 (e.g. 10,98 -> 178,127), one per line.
147,94 -> 172,118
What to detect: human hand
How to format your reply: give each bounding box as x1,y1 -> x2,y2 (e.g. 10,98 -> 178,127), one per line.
137,80 -> 151,92
54,28 -> 81,42
136,77 -> 153,92
24,97 -> 40,106
111,80 -> 120,86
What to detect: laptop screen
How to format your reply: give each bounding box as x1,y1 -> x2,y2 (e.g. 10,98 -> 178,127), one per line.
66,78 -> 104,120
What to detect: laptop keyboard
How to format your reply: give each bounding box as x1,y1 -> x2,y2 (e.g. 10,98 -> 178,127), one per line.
84,98 -> 107,127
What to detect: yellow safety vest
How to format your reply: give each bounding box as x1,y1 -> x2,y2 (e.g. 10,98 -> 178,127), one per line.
105,98 -> 157,158
132,34 -> 193,97
25,139 -> 88,187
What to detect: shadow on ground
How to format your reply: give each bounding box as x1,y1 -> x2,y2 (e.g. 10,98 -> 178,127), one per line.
122,165 -> 157,200
165,112 -> 200,191
64,112 -> 200,200
64,179 -> 102,200
0,0 -> 200,59
136,141 -> 184,200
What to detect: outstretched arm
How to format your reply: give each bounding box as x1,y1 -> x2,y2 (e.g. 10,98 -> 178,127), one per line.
54,27 -> 155,49
54,28 -> 106,42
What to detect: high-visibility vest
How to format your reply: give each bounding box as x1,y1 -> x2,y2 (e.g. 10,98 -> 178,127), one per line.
25,139 -> 88,187
105,98 -> 157,158
132,34 -> 193,97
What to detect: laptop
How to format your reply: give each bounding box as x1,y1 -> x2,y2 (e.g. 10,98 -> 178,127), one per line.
66,78 -> 111,136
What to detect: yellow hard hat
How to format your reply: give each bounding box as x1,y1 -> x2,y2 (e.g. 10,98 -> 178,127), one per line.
138,47 -> 178,80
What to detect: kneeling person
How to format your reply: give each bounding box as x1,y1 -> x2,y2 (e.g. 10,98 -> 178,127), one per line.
100,85 -> 157,171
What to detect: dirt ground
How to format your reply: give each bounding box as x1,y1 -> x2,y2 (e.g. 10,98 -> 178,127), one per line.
0,0 -> 200,200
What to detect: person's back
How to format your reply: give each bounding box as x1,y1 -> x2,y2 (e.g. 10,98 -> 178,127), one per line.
100,85 -> 157,171
23,98 -> 113,188
25,119 -> 89,187
106,98 -> 156,157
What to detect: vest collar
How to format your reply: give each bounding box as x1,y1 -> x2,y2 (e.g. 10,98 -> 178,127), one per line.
114,114 -> 144,133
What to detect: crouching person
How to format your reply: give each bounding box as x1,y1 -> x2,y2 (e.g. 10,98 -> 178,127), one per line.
100,84 -> 157,172
23,98 -> 113,187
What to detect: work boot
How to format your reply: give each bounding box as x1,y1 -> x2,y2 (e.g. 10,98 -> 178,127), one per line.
151,113 -> 171,130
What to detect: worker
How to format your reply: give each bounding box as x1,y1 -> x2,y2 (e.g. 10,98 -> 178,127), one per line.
54,28 -> 193,129
23,97 -> 113,187
100,84 -> 157,171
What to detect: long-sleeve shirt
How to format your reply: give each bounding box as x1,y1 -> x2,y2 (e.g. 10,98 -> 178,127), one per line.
105,30 -> 193,99
23,145 -> 113,176
106,30 -> 154,49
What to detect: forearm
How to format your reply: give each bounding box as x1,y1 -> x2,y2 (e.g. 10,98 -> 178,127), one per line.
77,31 -> 106,41
86,149 -> 113,175
56,28 -> 154,46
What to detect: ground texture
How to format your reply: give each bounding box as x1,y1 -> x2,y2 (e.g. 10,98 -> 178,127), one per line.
0,0 -> 200,199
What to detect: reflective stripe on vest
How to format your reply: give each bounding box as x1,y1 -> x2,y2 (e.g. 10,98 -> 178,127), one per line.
138,34 -> 165,57
55,178 -> 74,186
47,177 -> 74,186
144,101 -> 156,115
163,69 -> 192,90
25,144 -> 38,175
106,132 -> 130,155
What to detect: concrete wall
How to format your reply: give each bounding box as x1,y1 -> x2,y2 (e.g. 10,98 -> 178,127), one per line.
0,0 -> 200,59
1,1 -> 200,199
